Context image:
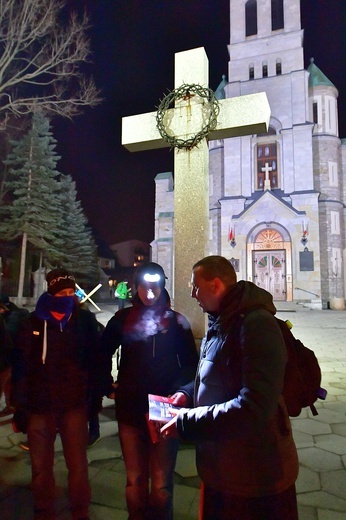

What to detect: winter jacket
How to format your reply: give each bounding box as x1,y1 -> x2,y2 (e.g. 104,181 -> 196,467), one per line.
115,281 -> 129,300
3,302 -> 30,343
176,281 -> 299,497
1,303 -> 29,370
12,303 -> 103,415
101,289 -> 198,427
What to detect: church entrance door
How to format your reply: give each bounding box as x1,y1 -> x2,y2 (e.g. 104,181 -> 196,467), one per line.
253,249 -> 286,301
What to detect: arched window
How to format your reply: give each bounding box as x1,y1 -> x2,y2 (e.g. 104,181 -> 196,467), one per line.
249,66 -> 254,80
256,141 -> 278,190
313,102 -> 318,124
262,63 -> 268,78
276,61 -> 282,75
255,229 -> 284,249
272,0 -> 284,30
246,0 -> 257,37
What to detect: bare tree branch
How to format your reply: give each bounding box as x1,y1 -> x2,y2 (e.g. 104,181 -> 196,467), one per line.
0,0 -> 102,123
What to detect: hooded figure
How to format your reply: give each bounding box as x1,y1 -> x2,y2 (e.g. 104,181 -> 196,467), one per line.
101,262 -> 198,520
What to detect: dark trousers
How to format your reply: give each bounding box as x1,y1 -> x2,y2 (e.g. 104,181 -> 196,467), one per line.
201,483 -> 298,520
118,421 -> 179,520
27,406 -> 90,520
118,298 -> 126,309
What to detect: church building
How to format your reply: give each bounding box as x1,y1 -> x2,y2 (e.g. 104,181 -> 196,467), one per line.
151,0 -> 345,310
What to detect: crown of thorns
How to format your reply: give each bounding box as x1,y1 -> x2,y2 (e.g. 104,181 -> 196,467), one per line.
156,83 -> 220,150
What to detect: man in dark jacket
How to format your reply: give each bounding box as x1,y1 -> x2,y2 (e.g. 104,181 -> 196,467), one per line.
12,269 -> 103,520
101,262 -> 198,520
0,294 -> 29,417
0,293 -> 30,344
161,255 -> 299,520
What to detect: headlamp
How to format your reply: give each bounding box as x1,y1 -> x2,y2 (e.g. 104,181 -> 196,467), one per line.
135,263 -> 166,289
143,273 -> 161,283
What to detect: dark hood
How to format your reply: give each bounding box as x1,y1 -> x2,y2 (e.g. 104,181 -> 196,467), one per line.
210,280 -> 276,331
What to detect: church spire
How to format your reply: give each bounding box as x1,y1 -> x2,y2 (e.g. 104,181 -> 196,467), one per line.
307,58 -> 335,88
215,75 -> 228,100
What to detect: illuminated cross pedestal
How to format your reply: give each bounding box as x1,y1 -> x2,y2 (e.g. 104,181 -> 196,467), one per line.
122,47 -> 270,339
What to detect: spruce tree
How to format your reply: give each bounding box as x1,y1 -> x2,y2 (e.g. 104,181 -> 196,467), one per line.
0,112 -> 64,302
57,174 -> 98,283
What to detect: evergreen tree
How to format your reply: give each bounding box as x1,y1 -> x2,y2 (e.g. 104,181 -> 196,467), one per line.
57,174 -> 98,283
0,112 -> 64,302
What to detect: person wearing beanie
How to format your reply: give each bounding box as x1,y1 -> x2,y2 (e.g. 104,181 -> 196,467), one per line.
11,268 -> 103,520
101,262 -> 198,520
46,268 -> 77,296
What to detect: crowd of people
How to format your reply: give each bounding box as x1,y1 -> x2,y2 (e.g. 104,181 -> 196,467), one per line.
0,258 -> 299,520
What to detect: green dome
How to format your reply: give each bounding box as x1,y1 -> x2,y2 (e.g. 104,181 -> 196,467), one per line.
307,58 -> 335,88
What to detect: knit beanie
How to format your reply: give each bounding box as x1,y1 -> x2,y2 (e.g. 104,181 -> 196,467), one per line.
135,262 -> 167,289
46,268 -> 76,296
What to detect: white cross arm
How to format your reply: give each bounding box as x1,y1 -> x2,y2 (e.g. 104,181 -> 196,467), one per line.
122,111 -> 169,152
122,91 -> 270,153
208,92 -> 271,140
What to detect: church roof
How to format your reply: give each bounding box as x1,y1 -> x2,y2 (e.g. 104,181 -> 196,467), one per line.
214,75 -> 228,100
307,58 -> 335,88
228,190 -> 313,220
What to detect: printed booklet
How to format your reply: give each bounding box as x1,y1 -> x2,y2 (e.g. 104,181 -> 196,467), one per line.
148,394 -> 181,424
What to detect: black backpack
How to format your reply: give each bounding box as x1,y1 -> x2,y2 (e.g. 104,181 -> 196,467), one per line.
276,317 -> 327,416
237,313 -> 327,417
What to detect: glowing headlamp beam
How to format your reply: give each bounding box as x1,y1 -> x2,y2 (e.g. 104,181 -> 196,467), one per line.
143,273 -> 161,283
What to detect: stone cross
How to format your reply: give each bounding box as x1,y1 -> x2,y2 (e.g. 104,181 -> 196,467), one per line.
261,162 -> 273,190
122,47 -> 270,339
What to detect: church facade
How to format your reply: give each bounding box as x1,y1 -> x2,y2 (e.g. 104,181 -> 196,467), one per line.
151,0 -> 346,310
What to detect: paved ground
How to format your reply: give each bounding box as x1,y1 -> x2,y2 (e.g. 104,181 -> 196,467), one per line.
0,302 -> 346,519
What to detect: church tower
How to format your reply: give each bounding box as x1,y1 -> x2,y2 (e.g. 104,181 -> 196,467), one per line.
152,0 -> 346,310
307,59 -> 344,308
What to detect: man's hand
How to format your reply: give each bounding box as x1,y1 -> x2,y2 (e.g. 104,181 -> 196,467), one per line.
160,404 -> 189,439
169,391 -> 190,407
159,392 -> 190,439
160,415 -> 179,439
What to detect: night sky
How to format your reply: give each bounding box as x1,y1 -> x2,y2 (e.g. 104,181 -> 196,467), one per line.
53,0 -> 346,247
